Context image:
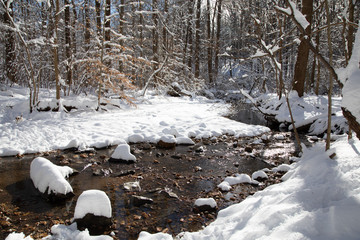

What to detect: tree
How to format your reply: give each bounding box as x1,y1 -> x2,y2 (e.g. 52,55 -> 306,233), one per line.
292,0 -> 313,97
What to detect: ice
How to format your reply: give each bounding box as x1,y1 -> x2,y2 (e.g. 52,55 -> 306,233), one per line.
30,157 -> 73,195
111,144 -> 136,162
74,190 -> 112,219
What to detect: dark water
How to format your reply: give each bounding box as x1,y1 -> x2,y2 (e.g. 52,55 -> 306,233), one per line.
0,136 -> 290,239
0,103 -> 299,239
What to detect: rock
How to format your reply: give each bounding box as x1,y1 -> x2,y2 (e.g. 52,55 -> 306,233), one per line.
115,170 -> 136,177
157,140 -> 176,149
159,188 -> 179,199
244,146 -> 253,153
75,214 -> 112,235
193,198 -> 217,213
194,166 -> 202,172
110,144 -> 136,163
131,195 -> 154,207
124,181 -> 141,191
73,190 -> 112,235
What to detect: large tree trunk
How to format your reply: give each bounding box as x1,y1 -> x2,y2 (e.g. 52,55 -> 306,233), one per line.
84,0 -> 91,52
342,108 -> 360,139
292,0 -> 313,97
4,0 -> 16,83
64,0 -> 72,94
54,0 -> 61,101
152,0 -> 159,83
194,0 -> 201,79
206,0 -> 213,84
214,0 -> 222,80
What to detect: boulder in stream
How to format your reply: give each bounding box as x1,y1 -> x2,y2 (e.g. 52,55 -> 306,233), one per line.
109,144 -> 136,163
30,157 -> 75,201
193,198 -> 217,213
73,190 -> 112,234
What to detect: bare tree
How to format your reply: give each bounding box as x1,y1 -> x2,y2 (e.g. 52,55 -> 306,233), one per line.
292,0 -> 313,97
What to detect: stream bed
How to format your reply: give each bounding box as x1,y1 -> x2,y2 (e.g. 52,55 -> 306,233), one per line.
0,130 -> 300,239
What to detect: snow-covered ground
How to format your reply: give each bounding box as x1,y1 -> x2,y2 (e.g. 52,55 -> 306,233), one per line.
140,136 -> 360,240
0,87 -> 269,157
3,87 -> 360,240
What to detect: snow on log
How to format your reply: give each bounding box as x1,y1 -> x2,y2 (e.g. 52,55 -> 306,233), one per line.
110,144 -> 136,163
30,157 -> 74,196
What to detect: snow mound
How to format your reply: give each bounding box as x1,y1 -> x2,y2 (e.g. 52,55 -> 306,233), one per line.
111,144 -> 136,162
48,223 -> 113,240
128,134 -> 144,143
30,157 -> 73,195
194,198 -> 217,209
74,190 -> 112,220
5,233 -> 33,240
138,231 -> 173,240
217,181 -> 232,191
251,170 -> 268,180
224,173 -> 254,185
159,135 -> 176,144
176,136 -> 195,145
272,163 -> 292,172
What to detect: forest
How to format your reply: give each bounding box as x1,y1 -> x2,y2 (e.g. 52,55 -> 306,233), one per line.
1,0 -> 360,240
1,0 -> 358,104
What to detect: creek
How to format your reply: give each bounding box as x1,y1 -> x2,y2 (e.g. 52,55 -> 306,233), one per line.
0,105 -> 299,239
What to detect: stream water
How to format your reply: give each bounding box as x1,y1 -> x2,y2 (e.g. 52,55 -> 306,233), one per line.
0,106 -> 299,239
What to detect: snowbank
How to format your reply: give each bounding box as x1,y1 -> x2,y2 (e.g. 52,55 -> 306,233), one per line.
74,190 -> 112,220
30,157 -> 73,195
140,136 -> 360,240
256,92 -> 347,135
0,89 -> 269,156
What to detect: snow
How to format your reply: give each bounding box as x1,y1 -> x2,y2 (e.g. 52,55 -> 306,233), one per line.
5,233 -> 33,240
141,136 -> 360,240
0,89 -> 269,157
251,170 -> 268,180
223,173 -> 255,186
217,181 -> 232,191
30,157 -> 73,195
194,198 -> 217,209
256,91 -> 347,135
176,136 -> 195,145
128,133 -> 144,143
158,135 -> 176,144
272,163 -> 292,172
138,231 -> 173,240
74,190 -> 112,219
46,223 -> 113,240
339,28 -> 360,121
110,144 -> 136,162
289,0 -> 310,30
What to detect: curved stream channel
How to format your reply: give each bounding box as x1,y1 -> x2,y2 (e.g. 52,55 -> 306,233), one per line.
0,107 -> 301,239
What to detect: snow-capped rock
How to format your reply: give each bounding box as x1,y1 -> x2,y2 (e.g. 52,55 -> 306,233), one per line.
252,170 -> 268,181
73,190 -> 112,234
30,157 -> 74,196
194,198 -> 217,212
110,144 -> 136,163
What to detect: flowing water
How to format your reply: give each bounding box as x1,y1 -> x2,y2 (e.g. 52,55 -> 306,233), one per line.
0,105 -> 299,239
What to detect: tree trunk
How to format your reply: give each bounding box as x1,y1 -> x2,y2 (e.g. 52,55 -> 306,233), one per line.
292,0 -> 313,97
206,0 -> 213,84
64,0 -> 72,94
347,0 -> 355,59
194,0 -> 201,79
325,0 -> 333,151
104,0 -> 111,66
214,0 -> 222,80
4,0 -> 16,83
95,0 -> 101,37
84,0 -> 91,52
152,0 -> 159,83
54,0 -> 61,101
